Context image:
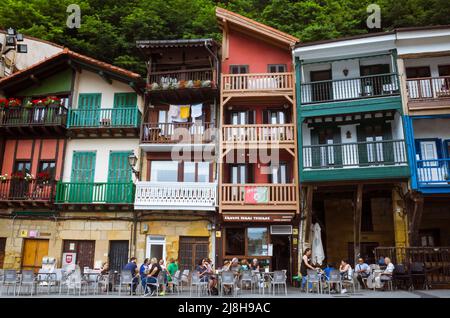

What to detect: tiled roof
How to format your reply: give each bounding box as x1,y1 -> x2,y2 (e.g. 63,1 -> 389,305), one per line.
0,48 -> 141,85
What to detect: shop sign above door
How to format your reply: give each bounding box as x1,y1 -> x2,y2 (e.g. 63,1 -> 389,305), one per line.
222,213 -> 293,223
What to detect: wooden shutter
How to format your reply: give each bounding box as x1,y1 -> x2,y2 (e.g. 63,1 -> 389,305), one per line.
113,93 -> 137,108
78,93 -> 101,110
107,151 -> 132,203
78,93 -> 101,127
71,152 -> 96,182
333,127 -> 343,166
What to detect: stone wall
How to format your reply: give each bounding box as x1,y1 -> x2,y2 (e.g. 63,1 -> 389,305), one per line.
324,197 -> 396,264
0,212 -> 133,269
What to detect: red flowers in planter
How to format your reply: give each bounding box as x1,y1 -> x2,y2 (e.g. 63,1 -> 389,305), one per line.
36,171 -> 51,181
8,98 -> 21,107
0,98 -> 8,107
32,96 -> 61,107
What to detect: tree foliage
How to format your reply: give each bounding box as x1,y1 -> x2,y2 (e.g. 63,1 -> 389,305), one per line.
0,0 -> 448,74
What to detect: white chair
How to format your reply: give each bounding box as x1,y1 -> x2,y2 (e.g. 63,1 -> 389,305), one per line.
2,270 -> 18,296
220,271 -> 237,297
306,270 -> 322,294
190,271 -> 208,297
326,270 -> 342,294
118,271 -> 135,296
239,270 -> 254,294
170,270 -> 182,295
17,270 -> 36,296
271,270 -> 287,296
66,269 -> 87,296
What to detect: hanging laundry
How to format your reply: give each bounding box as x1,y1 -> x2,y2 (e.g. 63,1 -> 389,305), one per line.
179,105 -> 190,119
191,103 -> 203,119
168,105 -> 180,118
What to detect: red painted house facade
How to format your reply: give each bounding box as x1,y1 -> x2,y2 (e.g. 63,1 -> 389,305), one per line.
216,7 -> 300,277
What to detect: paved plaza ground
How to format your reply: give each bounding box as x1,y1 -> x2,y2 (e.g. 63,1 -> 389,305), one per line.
1,287 -> 449,298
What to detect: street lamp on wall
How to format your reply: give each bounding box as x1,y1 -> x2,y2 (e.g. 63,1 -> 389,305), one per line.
128,153 -> 140,179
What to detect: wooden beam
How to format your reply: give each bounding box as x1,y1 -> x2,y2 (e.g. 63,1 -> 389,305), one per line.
408,192 -> 424,246
98,71 -> 113,85
283,94 -> 294,105
353,184 -> 363,265
303,186 -> 314,247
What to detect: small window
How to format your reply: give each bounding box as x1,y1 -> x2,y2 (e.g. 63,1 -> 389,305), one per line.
406,66 -> 431,79
229,65 -> 248,74
268,64 -> 287,73
14,161 -> 31,175
247,228 -> 269,256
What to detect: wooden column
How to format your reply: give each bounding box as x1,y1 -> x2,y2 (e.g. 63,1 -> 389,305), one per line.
301,185 -> 314,251
353,184 -> 363,265
408,192 -> 424,246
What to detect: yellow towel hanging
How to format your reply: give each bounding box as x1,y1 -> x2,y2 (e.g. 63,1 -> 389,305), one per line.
180,105 -> 190,119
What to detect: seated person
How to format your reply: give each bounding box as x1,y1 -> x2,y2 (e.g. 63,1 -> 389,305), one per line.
355,258 -> 371,289
250,259 -> 260,271
323,263 -> 337,293
339,259 -> 353,294
144,258 -> 161,296
374,257 -> 395,289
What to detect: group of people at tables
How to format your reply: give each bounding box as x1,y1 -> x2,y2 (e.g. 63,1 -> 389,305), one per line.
120,256 -> 266,296
300,248 -> 395,293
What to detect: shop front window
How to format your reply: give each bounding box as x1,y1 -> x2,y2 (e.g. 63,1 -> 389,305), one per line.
225,228 -> 245,256
247,227 -> 269,256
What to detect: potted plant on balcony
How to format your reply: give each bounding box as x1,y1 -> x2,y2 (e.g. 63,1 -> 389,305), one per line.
8,98 -> 21,107
193,80 -> 202,88
36,171 -> 51,185
0,174 -> 7,183
0,98 -> 8,108
45,96 -> 61,107
201,80 -> 212,88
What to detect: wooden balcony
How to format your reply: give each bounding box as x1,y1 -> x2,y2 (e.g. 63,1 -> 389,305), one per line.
0,179 -> 55,208
55,182 -> 135,209
134,181 -> 217,211
221,183 -> 297,211
67,107 -> 141,138
222,124 -> 295,149
300,73 -> 400,105
407,76 -> 450,111
302,140 -> 410,182
0,106 -> 67,136
416,158 -> 450,188
147,68 -> 218,104
221,73 -> 294,102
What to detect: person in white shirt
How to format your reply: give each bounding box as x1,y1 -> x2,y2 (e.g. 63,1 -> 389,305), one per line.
374,257 -> 395,289
339,259 -> 353,294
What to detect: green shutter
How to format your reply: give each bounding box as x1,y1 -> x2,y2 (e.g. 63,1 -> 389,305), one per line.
382,122 -> 394,164
107,151 -> 132,203
113,93 -> 137,108
310,129 -> 320,168
113,93 -> 137,126
333,127 -> 343,167
78,93 -> 101,127
70,151 -> 96,203
357,125 -> 368,165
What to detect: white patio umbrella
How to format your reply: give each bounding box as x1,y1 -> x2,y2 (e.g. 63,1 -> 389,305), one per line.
311,223 -> 325,266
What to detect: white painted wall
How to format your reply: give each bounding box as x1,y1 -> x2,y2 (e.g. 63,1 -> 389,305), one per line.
72,70 -> 144,112
62,139 -> 140,183
404,56 -> 450,78
0,32 -> 62,75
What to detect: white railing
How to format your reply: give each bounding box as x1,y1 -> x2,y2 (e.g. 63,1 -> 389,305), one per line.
134,181 -> 217,210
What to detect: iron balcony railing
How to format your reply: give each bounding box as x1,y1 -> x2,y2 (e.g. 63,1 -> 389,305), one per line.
221,183 -> 297,206
416,158 -> 450,187
303,140 -> 407,169
222,72 -> 294,93
141,122 -> 214,144
0,179 -> 56,201
300,73 -> 400,105
407,76 -> 450,102
0,106 -> 67,126
55,182 -> 135,204
67,107 -> 140,128
134,181 -> 217,210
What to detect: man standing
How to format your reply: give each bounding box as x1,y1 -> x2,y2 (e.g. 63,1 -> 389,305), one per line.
355,258 -> 370,289
123,257 -> 139,295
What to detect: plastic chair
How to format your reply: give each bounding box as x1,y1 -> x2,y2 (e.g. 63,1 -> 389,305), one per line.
271,270 -> 287,296
17,270 -> 35,296
171,270 -> 182,295
220,271 -> 237,297
66,269 -> 87,296
327,270 -> 342,294
306,270 -> 321,294
240,270 -> 254,293
118,271 -> 136,296
2,270 -> 18,296
190,271 -> 208,297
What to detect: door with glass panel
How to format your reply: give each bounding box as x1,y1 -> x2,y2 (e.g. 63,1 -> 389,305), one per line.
267,110 -> 287,141
70,152 -> 96,202
230,164 -> 247,201
417,140 -> 440,183
311,128 -> 342,168
230,111 -> 248,141
107,151 -> 132,203
270,163 -> 288,184
10,161 -> 31,199
357,123 -> 393,166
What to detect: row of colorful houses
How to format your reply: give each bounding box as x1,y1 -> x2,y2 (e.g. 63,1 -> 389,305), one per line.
0,8 -> 449,281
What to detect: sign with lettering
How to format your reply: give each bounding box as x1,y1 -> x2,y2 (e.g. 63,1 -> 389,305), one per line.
28,230 -> 39,238
244,186 -> 268,204
222,213 -> 293,223
19,230 -> 28,237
